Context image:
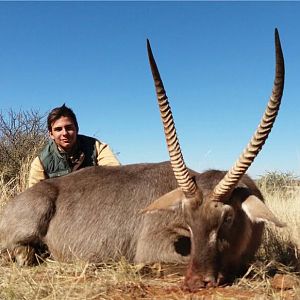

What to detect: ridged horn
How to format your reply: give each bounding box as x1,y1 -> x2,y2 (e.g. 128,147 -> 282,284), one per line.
147,39 -> 199,200
212,28 -> 285,202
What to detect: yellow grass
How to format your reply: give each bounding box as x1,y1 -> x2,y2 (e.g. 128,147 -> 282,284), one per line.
257,181 -> 300,271
265,188 -> 300,252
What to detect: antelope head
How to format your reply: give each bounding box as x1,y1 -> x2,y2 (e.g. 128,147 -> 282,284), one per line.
144,29 -> 285,290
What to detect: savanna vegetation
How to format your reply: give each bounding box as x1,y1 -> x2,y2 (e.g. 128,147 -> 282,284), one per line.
0,109 -> 299,299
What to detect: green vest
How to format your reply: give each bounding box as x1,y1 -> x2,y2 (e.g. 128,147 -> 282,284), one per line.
39,134 -> 97,178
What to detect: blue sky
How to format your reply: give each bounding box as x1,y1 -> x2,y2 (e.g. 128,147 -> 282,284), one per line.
0,2 -> 299,178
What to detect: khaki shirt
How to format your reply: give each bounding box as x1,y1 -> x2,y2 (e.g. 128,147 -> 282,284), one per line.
28,140 -> 120,188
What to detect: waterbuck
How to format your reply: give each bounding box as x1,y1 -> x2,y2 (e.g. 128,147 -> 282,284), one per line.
0,29 -> 284,291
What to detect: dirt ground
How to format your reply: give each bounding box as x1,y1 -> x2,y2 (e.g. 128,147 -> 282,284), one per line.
105,274 -> 299,300
105,285 -> 297,300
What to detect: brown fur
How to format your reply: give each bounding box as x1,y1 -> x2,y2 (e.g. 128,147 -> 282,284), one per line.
0,161 -> 266,290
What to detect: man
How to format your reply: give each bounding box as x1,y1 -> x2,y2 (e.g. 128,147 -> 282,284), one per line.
28,104 -> 120,187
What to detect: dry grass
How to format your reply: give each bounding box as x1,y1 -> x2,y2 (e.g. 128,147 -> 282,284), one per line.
0,257 -> 299,299
0,153 -> 37,209
0,259 -> 187,300
257,174 -> 300,271
0,169 -> 300,299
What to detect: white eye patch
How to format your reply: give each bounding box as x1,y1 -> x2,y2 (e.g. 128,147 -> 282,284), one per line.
208,230 -> 217,246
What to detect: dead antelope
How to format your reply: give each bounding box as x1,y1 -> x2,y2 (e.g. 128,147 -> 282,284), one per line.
0,29 -> 284,291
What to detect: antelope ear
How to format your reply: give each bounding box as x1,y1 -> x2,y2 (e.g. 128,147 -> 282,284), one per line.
141,188 -> 186,214
241,195 -> 286,227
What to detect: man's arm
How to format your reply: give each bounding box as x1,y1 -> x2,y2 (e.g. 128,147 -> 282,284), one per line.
28,157 -> 47,188
95,140 -> 120,166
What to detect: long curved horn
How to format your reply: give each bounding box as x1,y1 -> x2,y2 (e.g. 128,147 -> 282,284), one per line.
212,28 -> 285,202
147,40 -> 199,200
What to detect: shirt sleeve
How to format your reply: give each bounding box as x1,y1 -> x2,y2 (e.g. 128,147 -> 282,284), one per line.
28,156 -> 47,188
95,140 -> 121,166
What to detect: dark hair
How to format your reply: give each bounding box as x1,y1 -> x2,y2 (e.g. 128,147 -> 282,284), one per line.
47,104 -> 79,132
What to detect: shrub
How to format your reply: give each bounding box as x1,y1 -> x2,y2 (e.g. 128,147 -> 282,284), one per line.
256,171 -> 299,196
0,108 -> 48,185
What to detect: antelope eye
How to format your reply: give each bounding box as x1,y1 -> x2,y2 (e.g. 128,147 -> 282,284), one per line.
224,215 -> 233,225
221,209 -> 234,227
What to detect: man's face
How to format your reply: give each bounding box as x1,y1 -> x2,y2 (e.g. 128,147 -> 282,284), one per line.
49,116 -> 78,152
